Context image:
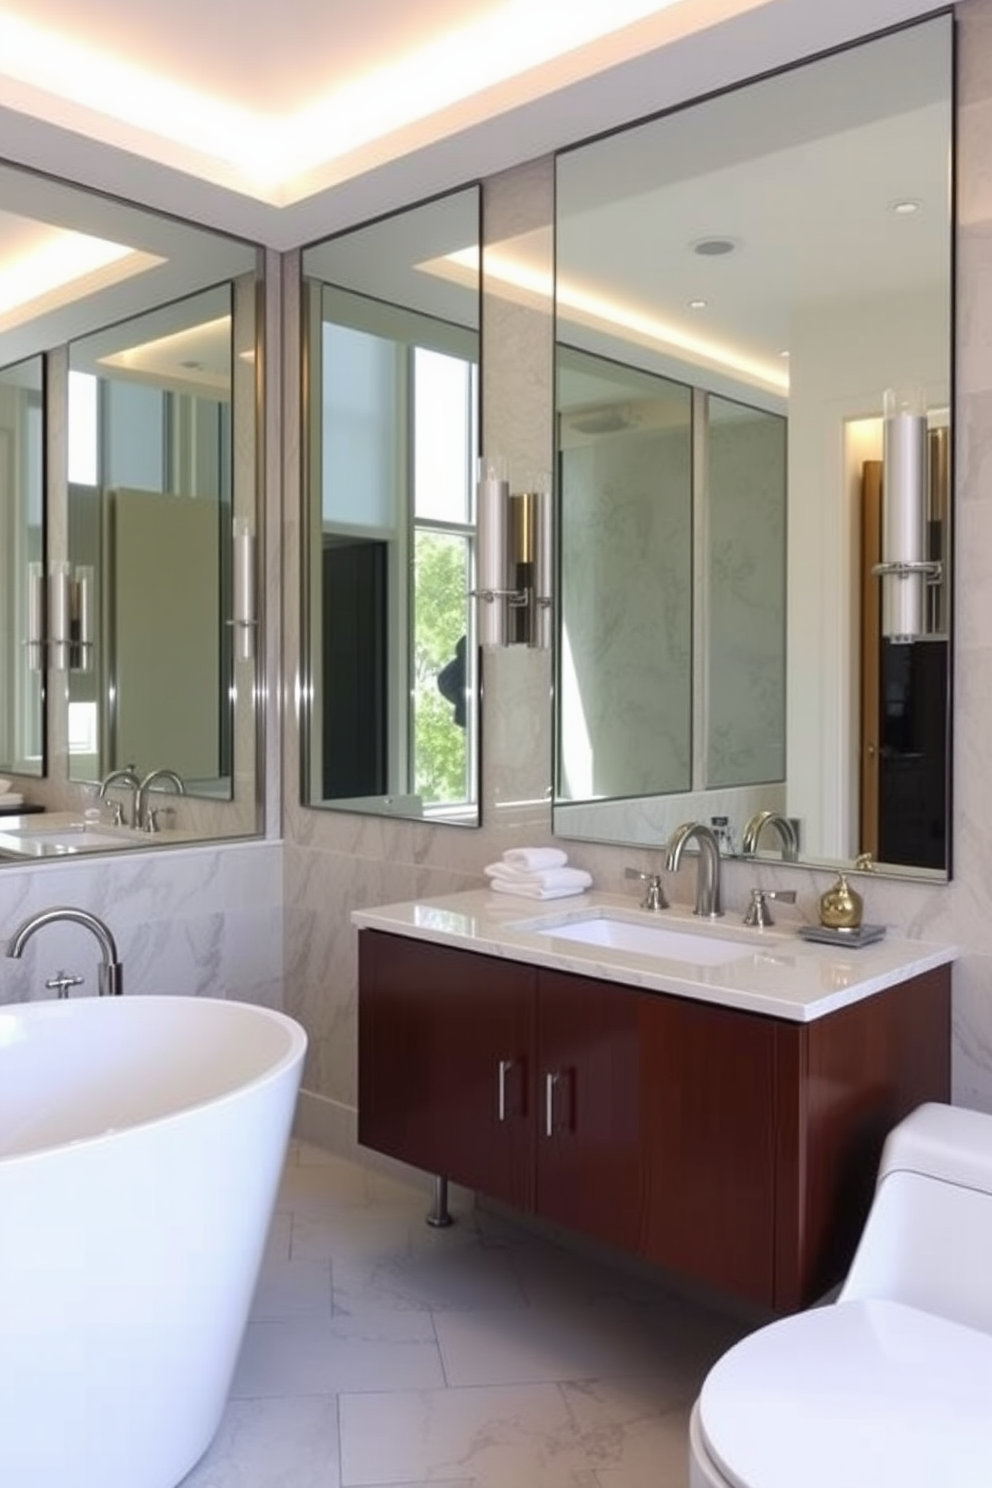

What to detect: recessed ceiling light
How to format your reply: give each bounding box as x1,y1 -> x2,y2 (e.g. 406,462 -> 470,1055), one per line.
890,199 -> 922,215
690,236 -> 741,257
778,349 -> 790,359
689,298 -> 708,310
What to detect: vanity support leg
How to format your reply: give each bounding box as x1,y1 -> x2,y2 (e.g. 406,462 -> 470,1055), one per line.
426,1174 -> 453,1228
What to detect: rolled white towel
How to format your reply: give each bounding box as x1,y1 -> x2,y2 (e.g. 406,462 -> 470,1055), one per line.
490,879 -> 589,901
485,863 -> 592,890
0,792 -> 24,807
503,847 -> 568,871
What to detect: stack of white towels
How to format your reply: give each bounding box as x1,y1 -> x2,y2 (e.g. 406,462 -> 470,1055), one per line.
0,777 -> 24,811
484,846 -> 592,901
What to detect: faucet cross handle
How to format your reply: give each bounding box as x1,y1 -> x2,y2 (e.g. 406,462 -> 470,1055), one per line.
743,887 -> 797,929
624,867 -> 668,912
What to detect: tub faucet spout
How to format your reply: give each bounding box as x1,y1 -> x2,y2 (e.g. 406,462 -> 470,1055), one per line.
5,907 -> 123,996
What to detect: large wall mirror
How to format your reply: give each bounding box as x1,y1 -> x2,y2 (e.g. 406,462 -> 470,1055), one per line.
553,14 -> 953,880
0,159 -> 261,856
302,187 -> 481,826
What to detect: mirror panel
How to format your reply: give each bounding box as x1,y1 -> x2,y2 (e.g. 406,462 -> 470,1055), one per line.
302,188 -> 481,826
67,285 -> 235,796
553,15 -> 952,878
0,158 -> 261,851
0,355 -> 44,780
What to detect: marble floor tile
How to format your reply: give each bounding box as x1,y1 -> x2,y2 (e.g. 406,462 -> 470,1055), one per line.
230,1311 -> 444,1397
332,1231 -> 527,1315
177,1395 -> 342,1488
250,1255 -> 333,1320
434,1300 -> 704,1390
178,1140 -> 746,1488
338,1382 -> 600,1484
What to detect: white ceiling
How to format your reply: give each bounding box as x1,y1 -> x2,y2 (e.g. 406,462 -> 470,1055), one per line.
0,0 -> 946,247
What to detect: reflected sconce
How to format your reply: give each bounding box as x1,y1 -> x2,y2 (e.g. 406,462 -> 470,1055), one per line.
71,565 -> 93,673
46,562 -> 94,673
873,387 -> 942,642
230,517 -> 258,662
48,560 -> 72,672
26,562 -> 45,672
471,456 -> 553,649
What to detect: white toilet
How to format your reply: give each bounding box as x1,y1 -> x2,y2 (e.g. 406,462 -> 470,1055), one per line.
689,1102 -> 992,1488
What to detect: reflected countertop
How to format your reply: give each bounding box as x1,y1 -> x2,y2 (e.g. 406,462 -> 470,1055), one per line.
351,888 -> 956,1023
0,811 -> 205,860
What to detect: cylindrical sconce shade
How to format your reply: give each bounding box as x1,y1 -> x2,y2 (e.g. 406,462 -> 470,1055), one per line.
535,486 -> 554,652
881,386 -> 927,642
49,560 -> 72,672
27,562 -> 45,672
476,454 -> 509,646
232,518 -> 256,662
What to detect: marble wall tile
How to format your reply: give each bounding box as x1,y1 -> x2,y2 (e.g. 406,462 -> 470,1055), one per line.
0,840 -> 282,1009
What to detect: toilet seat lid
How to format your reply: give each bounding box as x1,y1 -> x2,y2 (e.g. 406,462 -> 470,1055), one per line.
698,1297 -> 992,1488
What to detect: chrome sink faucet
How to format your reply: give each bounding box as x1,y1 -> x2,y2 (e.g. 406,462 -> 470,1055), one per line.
5,906 -> 123,996
665,821 -> 723,918
98,767 -> 140,828
136,769 -> 186,832
741,810 -> 799,862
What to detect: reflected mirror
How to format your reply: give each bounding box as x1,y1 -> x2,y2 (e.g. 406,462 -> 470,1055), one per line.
0,158 -> 261,854
302,188 -> 481,825
553,15 -> 952,878
67,285 -> 236,796
0,355 -> 44,782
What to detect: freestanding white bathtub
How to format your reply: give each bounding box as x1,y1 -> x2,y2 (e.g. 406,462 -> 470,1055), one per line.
0,994 -> 307,1488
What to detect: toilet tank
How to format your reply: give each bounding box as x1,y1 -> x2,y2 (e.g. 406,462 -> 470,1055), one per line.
840,1102 -> 992,1335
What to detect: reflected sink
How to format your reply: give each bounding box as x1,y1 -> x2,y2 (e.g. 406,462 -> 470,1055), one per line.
532,915 -> 759,966
0,825 -> 141,858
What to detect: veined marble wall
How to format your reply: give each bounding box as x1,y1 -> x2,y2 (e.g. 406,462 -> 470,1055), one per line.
280,0 -> 992,1146
560,425 -> 693,800
0,839 -> 282,1008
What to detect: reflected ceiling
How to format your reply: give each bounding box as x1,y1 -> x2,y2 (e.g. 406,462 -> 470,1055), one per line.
0,0 -> 944,245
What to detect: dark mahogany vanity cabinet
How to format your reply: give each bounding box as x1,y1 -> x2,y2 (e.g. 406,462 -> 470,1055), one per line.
357,928 -> 951,1312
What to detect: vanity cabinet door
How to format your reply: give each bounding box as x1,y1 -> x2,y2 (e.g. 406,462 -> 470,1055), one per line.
358,931 -> 536,1210
638,993 -> 778,1306
535,969 -> 642,1252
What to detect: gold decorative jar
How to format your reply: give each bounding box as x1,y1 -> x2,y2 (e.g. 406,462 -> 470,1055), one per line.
819,873 -> 864,931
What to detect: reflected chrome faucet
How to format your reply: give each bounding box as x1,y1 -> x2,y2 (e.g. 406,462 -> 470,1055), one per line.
98,767 -> 140,828
665,821 -> 723,918
136,769 -> 186,833
6,906 -> 123,996
741,810 -> 799,862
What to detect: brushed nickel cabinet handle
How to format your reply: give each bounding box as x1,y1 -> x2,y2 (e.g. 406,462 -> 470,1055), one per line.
497,1058 -> 514,1122
545,1070 -> 561,1137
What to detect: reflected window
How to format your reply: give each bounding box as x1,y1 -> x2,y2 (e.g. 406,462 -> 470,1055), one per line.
313,291 -> 477,811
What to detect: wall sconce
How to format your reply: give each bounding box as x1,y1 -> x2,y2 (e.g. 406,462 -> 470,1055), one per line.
229,517 -> 257,662
471,456 -> 553,648
873,386 -> 942,642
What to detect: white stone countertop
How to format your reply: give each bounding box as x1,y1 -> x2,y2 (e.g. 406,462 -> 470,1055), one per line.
352,888 -> 956,1023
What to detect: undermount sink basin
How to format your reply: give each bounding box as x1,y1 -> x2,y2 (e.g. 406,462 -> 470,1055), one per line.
533,914 -> 759,966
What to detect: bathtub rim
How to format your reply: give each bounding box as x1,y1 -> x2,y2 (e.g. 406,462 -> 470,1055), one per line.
0,994 -> 307,1167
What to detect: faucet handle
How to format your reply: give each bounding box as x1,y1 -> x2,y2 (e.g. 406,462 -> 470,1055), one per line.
625,867 -> 668,912
743,887 -> 797,928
